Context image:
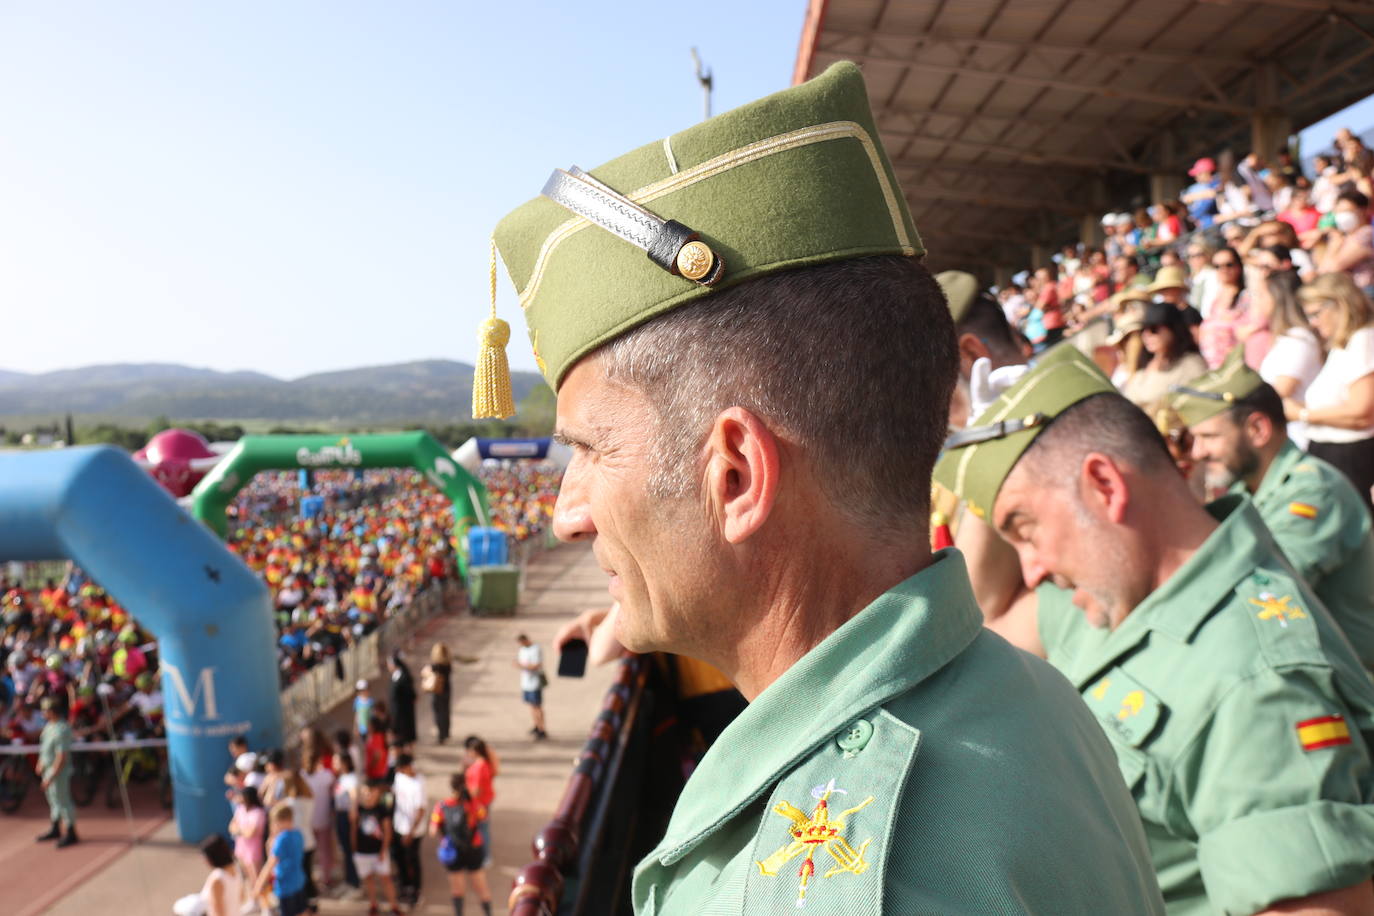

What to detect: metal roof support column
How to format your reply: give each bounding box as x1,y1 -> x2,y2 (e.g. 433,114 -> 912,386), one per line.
994,265 -> 1013,290
1150,132 -> 1184,204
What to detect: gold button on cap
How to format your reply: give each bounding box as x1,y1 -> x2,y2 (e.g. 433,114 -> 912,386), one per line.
676,240 -> 717,282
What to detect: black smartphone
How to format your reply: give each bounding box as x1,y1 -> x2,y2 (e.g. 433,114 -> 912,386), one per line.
558,638 -> 589,678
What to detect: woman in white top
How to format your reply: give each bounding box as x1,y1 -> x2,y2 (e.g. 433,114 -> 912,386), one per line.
1288,272 -> 1374,517
301,749 -> 336,891
280,769 -> 319,914
172,834 -> 243,916
1256,275 -> 1324,448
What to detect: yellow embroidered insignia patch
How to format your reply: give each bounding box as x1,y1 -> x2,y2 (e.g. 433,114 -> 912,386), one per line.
1288,501 -> 1319,519
1250,592 -> 1306,628
756,778 -> 874,908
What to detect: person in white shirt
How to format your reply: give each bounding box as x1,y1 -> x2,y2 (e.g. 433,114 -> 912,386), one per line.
1256,276 -> 1325,448
1288,273 -> 1374,517
514,634 -> 547,740
173,834 -> 243,916
390,754 -> 426,906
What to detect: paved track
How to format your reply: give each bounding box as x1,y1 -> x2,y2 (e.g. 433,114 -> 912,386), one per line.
25,541 -> 617,916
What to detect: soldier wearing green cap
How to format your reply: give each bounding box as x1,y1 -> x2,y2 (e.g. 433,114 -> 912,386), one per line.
489,63 -> 1162,915
1172,347 -> 1374,669
934,346 -> 1374,915
36,697 -> 78,848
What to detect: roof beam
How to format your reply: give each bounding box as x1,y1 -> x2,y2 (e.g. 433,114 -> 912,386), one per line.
885,128 -> 1152,173
899,182 -> 1088,214
840,50 -> 1255,114
874,103 -> 1161,132
819,29 -> 1252,68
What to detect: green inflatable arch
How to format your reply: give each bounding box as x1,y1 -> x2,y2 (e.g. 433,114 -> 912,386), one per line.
191,432 -> 489,577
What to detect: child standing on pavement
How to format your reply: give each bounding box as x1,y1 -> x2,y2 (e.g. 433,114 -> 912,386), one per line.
255,802 -> 307,916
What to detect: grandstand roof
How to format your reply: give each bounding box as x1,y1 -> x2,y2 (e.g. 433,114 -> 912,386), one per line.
794,0 -> 1374,277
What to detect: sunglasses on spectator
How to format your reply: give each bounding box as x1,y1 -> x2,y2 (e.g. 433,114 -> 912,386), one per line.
1212,260 -> 1240,268
1187,252 -> 1207,259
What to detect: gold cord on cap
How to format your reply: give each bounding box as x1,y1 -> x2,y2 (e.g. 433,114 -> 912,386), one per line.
472,239 -> 516,419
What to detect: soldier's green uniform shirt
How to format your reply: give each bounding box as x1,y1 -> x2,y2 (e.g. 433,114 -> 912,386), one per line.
633,551 -> 1165,915
1231,439 -> 1374,669
39,717 -> 75,827
1037,496 -> 1374,915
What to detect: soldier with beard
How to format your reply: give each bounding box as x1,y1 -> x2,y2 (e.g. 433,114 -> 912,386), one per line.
1173,346 -> 1374,669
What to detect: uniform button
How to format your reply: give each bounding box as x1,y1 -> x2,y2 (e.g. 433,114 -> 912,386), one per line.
837,719 -> 873,757
1254,573 -> 1270,586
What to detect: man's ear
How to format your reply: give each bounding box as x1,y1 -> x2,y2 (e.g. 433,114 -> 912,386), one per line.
704,407 -> 780,545
1243,409 -> 1274,449
1079,452 -> 1130,524
957,333 -> 991,377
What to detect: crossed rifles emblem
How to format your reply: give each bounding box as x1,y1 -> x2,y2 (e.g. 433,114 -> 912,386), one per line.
756,778 -> 874,908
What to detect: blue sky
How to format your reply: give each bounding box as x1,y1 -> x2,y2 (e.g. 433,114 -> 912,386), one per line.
3,3 -> 1371,378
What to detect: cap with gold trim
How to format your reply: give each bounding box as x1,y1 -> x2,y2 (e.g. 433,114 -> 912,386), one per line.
474,61 -> 922,416
932,345 -> 1116,520
1167,346 -> 1261,427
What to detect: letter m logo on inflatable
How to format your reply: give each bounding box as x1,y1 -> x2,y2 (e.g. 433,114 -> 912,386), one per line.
162,662 -> 221,721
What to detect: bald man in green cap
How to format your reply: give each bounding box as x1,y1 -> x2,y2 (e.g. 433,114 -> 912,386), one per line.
934,346 -> 1374,915
1173,347 -> 1374,669
490,62 -> 1161,915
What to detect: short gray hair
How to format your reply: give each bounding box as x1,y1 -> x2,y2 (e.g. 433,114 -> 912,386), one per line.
1020,393 -> 1174,489
598,255 -> 957,536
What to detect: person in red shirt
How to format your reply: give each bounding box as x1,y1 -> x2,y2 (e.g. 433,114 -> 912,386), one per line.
364,707 -> 390,782
1278,185 -> 1322,236
462,737 -> 497,868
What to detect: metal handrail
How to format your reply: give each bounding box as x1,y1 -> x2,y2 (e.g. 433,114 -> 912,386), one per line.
508,656 -> 650,916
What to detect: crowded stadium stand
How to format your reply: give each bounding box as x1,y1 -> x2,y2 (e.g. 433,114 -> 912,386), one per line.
794,0 -> 1374,280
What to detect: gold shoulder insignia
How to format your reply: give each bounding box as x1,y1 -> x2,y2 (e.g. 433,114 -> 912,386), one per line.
756,778 -> 875,908
1250,592 -> 1307,628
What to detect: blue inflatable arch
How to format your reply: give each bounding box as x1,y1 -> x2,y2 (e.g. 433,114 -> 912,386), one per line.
0,447 -> 282,842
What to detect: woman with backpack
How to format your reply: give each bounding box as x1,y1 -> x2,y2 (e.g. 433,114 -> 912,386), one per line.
428,773 -> 491,916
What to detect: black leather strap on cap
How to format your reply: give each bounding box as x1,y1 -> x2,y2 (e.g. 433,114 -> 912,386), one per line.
647,220 -> 699,274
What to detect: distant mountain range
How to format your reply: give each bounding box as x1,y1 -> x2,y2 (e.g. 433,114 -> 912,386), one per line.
0,360 -> 547,423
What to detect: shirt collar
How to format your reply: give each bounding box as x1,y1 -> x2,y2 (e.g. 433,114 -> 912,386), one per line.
1250,439 -> 1304,508
651,549 -> 983,866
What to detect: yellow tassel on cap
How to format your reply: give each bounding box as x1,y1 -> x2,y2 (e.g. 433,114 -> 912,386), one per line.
473,240 -> 515,419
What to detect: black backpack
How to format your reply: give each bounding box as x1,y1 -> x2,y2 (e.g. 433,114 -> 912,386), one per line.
441,802 -> 478,856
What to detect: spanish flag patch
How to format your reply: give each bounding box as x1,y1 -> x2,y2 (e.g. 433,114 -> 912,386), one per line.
1289,501 -> 1319,519
1296,715 -> 1351,751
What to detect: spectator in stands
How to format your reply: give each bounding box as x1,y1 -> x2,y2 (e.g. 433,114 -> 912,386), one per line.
1318,189 -> 1374,296
1146,265 -> 1201,332
1031,266 -> 1064,348
1111,253 -> 1140,293
1199,247 -> 1249,367
1291,273 -> 1374,517
1186,240 -> 1218,317
1255,275 -> 1323,448
1336,127 -> 1374,178
1312,152 -> 1343,212
1182,158 -> 1221,229
1278,185 -> 1321,236
1121,301 -> 1208,408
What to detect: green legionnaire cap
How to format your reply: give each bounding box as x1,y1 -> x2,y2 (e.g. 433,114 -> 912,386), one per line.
1168,345 -> 1261,427
478,61 -> 922,408
937,270 -> 979,324
933,345 -> 1116,520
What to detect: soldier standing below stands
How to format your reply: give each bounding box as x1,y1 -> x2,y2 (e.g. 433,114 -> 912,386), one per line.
935,346 -> 1374,914
1174,347 -> 1374,669
480,62 -> 1163,913
35,697 -> 77,848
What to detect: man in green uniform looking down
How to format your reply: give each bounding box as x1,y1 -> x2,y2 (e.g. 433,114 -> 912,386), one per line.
1172,346 -> 1374,669
36,697 -> 77,848
484,63 -> 1163,915
934,345 -> 1374,914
